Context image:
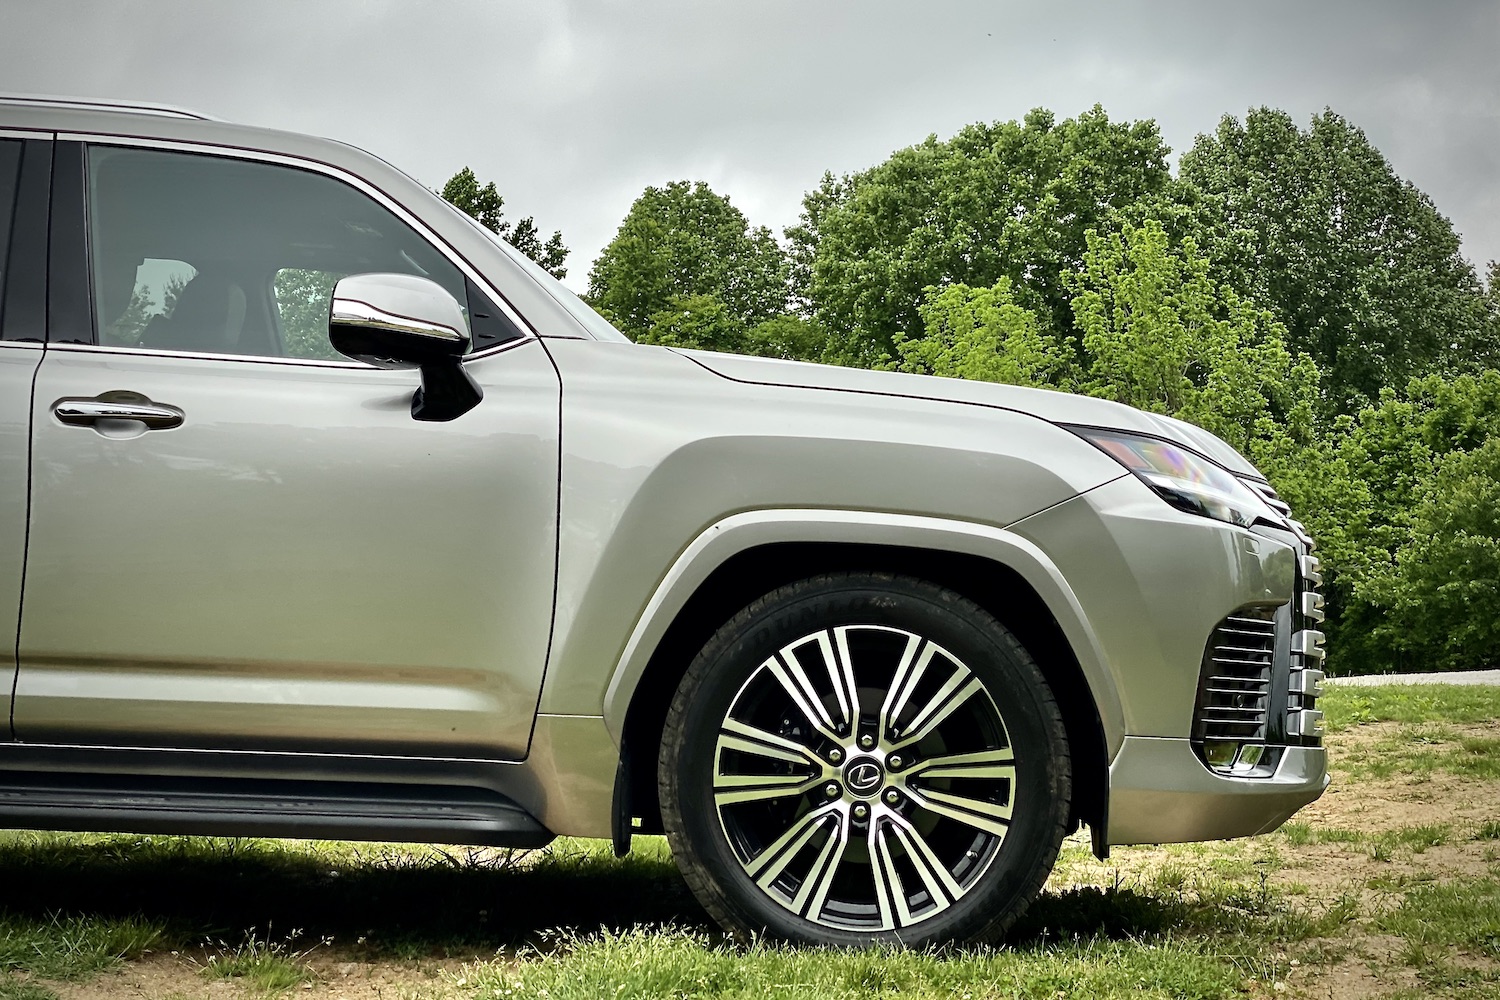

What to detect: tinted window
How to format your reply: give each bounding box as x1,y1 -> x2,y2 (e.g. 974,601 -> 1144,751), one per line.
0,139 -> 21,321
86,146 -> 518,358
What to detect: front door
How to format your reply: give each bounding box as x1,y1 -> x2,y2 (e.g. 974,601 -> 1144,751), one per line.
13,141 -> 560,760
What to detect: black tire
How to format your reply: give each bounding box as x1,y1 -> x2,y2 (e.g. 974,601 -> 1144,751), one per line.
659,572 -> 1071,947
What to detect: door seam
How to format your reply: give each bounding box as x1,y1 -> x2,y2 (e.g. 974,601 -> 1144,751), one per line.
11,345 -> 43,739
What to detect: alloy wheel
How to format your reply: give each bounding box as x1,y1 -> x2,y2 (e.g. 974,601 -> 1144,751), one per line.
711,624 -> 1016,931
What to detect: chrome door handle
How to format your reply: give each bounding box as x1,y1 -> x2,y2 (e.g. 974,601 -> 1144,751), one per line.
53,393 -> 185,430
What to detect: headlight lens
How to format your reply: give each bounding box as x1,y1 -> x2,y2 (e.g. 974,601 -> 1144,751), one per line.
1067,426 -> 1278,529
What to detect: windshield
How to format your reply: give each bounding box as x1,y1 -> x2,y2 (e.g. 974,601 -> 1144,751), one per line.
443,202 -> 632,343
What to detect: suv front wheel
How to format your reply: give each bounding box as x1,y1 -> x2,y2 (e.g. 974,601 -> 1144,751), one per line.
659,572 -> 1071,947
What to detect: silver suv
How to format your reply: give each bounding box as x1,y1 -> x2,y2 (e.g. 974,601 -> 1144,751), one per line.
0,96 -> 1327,947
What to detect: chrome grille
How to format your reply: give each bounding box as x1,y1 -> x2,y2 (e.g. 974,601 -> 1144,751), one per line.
1197,611 -> 1276,743
1287,553 -> 1326,741
1193,480 -> 1327,774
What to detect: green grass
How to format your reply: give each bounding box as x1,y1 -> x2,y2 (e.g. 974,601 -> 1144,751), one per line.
0,681 -> 1491,999
0,912 -> 163,980
1280,821 -> 1455,856
1375,878 -> 1500,999
1317,685 -> 1500,780
199,927 -> 318,995
1320,683 -> 1500,732
0,976 -> 59,1000
0,832 -> 699,957
1377,877 -> 1500,961
458,928 -> 1248,1000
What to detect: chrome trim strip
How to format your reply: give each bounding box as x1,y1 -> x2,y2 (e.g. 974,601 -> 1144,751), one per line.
61,132 -> 537,349
45,334 -> 534,369
0,740 -> 525,766
0,128 -> 55,140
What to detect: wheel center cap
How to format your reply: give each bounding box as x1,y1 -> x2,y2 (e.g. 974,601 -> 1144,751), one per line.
843,756 -> 885,797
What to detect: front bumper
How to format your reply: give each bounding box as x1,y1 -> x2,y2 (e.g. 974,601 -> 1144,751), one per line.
1107,737 -> 1328,844
1008,474 -> 1328,847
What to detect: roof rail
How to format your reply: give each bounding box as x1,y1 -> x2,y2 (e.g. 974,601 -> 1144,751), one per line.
0,93 -> 221,121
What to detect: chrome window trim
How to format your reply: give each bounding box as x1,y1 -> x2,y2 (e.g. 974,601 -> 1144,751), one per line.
0,128 -> 54,140
63,131 -> 538,362
47,333 -> 535,368
0,341 -> 44,349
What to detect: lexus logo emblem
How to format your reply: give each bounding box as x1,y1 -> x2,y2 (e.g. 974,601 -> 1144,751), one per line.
846,760 -> 883,794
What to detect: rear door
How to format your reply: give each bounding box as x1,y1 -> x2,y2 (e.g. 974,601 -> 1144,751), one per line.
0,134 -> 49,737
14,140 -> 560,759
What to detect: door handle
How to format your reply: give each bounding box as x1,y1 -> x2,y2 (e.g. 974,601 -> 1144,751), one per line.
53,393 -> 185,430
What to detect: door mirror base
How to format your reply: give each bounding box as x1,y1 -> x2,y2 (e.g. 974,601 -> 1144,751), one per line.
412,362 -> 482,422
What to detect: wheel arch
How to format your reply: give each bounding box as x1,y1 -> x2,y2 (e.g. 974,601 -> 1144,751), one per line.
607,510 -> 1121,849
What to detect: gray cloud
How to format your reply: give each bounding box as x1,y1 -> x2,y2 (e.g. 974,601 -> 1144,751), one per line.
2,0 -> 1497,288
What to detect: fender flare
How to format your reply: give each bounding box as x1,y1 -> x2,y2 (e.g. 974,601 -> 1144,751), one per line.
600,508 -> 1126,755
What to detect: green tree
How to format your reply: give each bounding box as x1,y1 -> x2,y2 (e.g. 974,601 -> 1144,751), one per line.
588,180 -> 789,345
1313,371 -> 1500,672
744,314 -> 829,362
636,293 -> 745,352
439,167 -> 569,279
793,106 -> 1174,366
1068,220 -> 1320,457
894,277 -> 1073,387
1180,108 -> 1492,411
1383,438 -> 1500,670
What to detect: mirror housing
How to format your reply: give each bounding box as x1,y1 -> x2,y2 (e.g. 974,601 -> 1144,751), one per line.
328,273 -> 482,421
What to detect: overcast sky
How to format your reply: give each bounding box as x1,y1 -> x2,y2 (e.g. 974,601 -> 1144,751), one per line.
2,0 -> 1497,290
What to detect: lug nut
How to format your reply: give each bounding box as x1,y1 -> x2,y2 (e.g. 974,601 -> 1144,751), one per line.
859,734 -> 875,750
827,748 -> 843,764
825,782 -> 841,799
887,754 -> 903,770
852,803 -> 869,820
885,789 -> 901,805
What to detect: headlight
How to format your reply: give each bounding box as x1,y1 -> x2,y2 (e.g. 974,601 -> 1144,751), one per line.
1066,426 -> 1280,529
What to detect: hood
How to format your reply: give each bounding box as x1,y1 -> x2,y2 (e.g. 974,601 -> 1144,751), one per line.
676,350 -> 1262,478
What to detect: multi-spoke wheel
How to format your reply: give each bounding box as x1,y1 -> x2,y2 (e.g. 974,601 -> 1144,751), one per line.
659,573 -> 1071,947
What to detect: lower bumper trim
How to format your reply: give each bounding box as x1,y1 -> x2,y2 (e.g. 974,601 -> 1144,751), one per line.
1106,736 -> 1327,846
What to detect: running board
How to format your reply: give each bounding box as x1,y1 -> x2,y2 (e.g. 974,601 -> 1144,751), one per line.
0,771 -> 554,848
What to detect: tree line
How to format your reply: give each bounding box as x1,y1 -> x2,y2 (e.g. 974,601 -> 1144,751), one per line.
443,105 -> 1500,675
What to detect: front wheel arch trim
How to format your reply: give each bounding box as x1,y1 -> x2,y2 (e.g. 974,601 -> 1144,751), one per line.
605,509 -> 1124,839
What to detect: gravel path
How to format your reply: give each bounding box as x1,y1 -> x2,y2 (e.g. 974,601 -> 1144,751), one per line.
1326,669 -> 1500,687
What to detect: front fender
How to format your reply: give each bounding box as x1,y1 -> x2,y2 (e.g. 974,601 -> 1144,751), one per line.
597,508 -> 1128,755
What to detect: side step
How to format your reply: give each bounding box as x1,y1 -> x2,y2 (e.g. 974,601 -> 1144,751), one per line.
0,771 -> 554,848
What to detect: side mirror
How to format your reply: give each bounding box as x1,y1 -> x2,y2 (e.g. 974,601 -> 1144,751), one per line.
328,273 -> 482,421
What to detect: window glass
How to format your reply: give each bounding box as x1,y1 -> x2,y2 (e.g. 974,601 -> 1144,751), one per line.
446,198 -> 631,343
100,257 -> 197,346
86,146 -> 492,359
0,139 -> 21,315
273,267 -> 344,360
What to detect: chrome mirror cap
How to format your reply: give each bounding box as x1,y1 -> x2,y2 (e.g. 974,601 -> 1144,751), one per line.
328,272 -> 470,369
328,273 -> 482,421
